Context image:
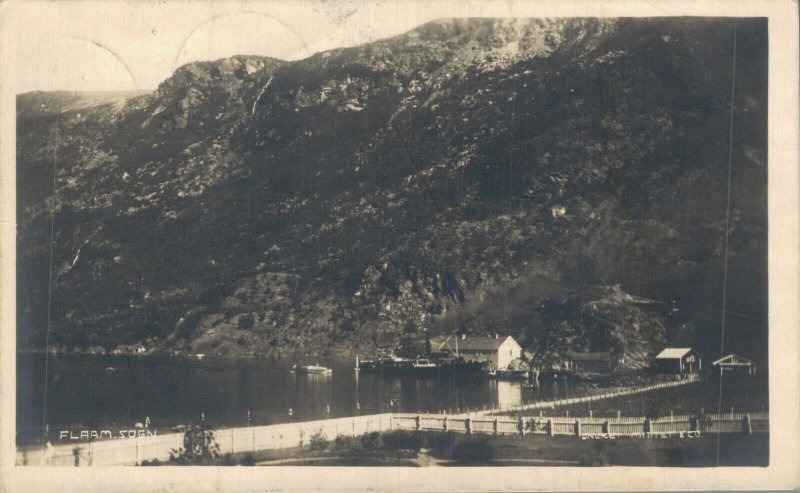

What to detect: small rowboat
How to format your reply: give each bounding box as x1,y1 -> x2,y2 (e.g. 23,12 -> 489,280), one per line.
292,364 -> 332,374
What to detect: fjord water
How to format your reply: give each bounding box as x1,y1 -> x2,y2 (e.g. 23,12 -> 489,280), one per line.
17,353 -> 585,445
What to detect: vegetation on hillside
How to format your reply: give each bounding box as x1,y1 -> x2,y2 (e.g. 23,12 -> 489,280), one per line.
17,18 -> 767,368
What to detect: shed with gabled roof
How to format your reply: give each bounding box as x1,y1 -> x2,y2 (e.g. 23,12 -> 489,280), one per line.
712,354 -> 756,375
654,347 -> 701,374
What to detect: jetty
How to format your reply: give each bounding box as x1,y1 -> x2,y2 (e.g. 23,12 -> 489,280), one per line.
468,374 -> 701,418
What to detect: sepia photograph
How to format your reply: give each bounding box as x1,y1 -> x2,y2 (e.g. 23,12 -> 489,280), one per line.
1,0 -> 798,491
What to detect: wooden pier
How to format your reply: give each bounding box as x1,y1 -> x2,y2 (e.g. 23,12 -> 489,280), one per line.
467,375 -> 701,417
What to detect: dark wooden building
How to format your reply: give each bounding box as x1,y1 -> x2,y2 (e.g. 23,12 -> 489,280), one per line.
565,351 -> 615,375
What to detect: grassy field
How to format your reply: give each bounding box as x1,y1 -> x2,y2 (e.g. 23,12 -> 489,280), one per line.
485,433 -> 768,467
146,374 -> 769,468
149,427 -> 768,467
512,374 -> 768,419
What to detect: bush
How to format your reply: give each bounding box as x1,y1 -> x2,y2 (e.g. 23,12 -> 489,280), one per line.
382,430 -> 428,452
429,432 -> 458,459
334,434 -> 353,450
169,423 -> 220,463
645,404 -> 662,421
406,432 -> 428,451
451,436 -> 496,464
178,311 -> 203,338
240,453 -> 256,466
360,431 -> 383,452
238,313 -> 255,330
381,430 -> 405,451
579,441 -> 610,466
309,429 -> 328,451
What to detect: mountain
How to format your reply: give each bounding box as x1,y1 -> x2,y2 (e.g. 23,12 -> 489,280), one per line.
17,18 -> 768,368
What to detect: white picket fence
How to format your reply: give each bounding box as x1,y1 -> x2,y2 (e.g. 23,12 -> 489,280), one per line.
16,414 -> 394,466
17,409 -> 768,466
391,412 -> 770,437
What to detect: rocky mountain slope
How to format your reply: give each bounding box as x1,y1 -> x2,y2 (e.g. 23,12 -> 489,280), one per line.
17,18 -> 767,368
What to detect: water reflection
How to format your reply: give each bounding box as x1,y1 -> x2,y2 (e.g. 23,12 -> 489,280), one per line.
496,381 -> 523,408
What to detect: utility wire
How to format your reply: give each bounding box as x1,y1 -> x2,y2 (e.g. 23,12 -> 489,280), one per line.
42,128 -> 59,444
716,18 -> 737,467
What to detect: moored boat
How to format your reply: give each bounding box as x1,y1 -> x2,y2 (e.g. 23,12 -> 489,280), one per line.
489,368 -> 530,380
358,353 -> 488,377
412,358 -> 438,369
292,363 -> 332,374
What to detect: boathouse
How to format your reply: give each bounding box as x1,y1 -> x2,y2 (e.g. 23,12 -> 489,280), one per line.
565,351 -> 615,375
655,347 -> 702,374
432,335 -> 522,370
712,354 -> 757,375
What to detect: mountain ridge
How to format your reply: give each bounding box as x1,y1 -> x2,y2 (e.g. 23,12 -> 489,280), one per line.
17,17 -> 767,369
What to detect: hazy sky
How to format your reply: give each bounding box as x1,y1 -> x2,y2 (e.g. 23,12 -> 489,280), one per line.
7,0 -> 518,93
7,0 -> 767,94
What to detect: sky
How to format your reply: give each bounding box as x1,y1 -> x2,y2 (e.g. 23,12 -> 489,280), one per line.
5,0 -> 771,94
6,0 -> 520,93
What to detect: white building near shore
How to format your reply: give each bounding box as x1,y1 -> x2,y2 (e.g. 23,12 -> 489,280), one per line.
432,334 -> 522,370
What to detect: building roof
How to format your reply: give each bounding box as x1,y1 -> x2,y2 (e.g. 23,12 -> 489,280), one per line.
655,347 -> 694,359
712,354 -> 755,366
431,335 -> 519,352
565,351 -> 613,361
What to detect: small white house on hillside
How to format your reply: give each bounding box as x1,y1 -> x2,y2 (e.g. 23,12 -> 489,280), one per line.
655,347 -> 701,374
